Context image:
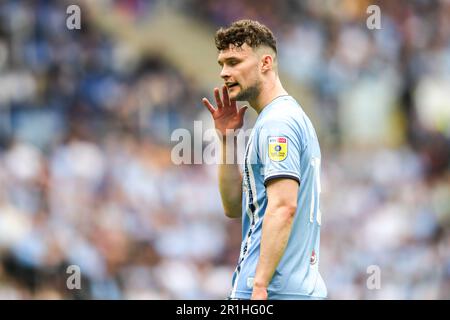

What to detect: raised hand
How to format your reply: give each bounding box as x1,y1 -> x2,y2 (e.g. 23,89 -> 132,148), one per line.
202,85 -> 248,137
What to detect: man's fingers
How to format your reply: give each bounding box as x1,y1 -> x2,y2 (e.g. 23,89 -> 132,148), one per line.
230,99 -> 237,109
214,87 -> 223,109
202,98 -> 216,114
222,85 -> 230,108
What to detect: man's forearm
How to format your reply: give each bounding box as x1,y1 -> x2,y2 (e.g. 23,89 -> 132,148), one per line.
218,136 -> 242,218
253,205 -> 296,289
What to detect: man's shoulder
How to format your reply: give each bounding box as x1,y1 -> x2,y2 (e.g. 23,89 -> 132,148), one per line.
258,98 -> 305,129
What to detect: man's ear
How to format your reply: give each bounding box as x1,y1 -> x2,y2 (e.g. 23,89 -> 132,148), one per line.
261,54 -> 273,73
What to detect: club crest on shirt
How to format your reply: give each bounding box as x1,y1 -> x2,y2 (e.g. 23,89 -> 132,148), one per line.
268,137 -> 288,161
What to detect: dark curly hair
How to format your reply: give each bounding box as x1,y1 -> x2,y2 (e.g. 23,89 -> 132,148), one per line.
215,20 -> 277,54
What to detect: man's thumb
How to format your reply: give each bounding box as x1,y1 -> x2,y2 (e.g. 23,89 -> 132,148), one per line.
238,105 -> 248,117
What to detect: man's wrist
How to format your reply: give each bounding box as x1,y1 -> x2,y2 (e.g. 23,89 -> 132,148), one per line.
220,133 -> 237,145
253,279 -> 269,290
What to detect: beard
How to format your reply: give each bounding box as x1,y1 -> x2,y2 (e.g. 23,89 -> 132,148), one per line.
234,80 -> 261,102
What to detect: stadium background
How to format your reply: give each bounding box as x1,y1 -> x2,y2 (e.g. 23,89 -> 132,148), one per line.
0,0 -> 449,299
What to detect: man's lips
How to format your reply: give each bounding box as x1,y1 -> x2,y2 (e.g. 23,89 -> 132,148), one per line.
226,83 -> 239,89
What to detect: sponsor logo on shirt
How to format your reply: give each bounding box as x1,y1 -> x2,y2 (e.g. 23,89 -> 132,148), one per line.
268,137 -> 288,162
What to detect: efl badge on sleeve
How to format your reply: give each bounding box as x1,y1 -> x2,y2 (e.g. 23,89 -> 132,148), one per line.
268,137 -> 288,161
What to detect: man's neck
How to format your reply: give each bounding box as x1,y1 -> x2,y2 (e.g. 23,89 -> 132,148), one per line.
249,77 -> 288,114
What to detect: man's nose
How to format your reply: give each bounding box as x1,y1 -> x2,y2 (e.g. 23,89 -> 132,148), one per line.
220,65 -> 230,80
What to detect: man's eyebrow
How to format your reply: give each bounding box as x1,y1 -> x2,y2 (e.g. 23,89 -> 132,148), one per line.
217,57 -> 240,66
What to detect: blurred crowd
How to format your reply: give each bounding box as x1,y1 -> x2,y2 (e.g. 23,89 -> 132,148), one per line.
0,0 -> 450,299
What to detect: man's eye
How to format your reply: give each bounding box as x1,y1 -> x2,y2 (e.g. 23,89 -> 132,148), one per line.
229,61 -> 238,66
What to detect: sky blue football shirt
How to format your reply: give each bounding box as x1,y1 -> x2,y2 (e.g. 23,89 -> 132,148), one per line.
229,95 -> 327,300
